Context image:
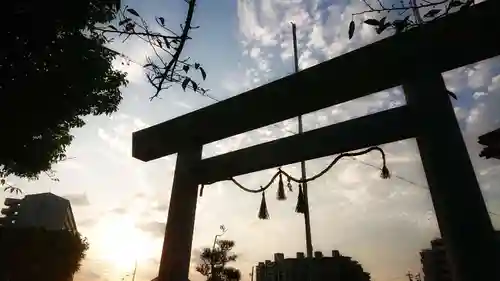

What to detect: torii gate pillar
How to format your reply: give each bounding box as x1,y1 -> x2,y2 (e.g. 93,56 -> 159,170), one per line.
157,147 -> 202,281
403,73 -> 498,281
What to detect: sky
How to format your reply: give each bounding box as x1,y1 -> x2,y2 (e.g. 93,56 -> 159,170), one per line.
3,0 -> 500,281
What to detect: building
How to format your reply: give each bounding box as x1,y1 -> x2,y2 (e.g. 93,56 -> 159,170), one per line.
255,250 -> 370,281
0,192 -> 77,232
420,239 -> 453,281
420,232 -> 500,281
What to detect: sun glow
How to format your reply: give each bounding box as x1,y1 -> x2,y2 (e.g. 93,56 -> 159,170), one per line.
91,215 -> 158,272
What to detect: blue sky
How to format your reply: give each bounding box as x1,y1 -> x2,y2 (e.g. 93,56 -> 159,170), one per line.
2,0 -> 500,281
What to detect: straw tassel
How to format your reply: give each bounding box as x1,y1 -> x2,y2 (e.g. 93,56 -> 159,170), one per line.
380,163 -> 391,179
295,184 -> 306,214
277,173 -> 286,200
258,191 -> 269,219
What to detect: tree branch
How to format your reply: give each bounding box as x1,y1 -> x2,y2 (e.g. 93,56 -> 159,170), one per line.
149,0 -> 197,100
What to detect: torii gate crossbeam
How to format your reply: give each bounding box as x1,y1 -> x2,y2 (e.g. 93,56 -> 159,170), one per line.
132,2 -> 500,281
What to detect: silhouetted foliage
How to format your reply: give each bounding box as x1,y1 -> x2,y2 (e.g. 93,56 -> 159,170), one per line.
93,0 -> 208,99
196,239 -> 241,281
333,255 -> 371,281
1,0 -> 127,180
1,0 -> 205,183
349,0 -> 474,38
0,227 -> 89,281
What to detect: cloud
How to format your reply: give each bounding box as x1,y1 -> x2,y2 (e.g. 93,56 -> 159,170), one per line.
97,114 -> 150,156
63,193 -> 90,206
109,206 -> 127,215
78,218 -> 97,228
136,221 -> 166,238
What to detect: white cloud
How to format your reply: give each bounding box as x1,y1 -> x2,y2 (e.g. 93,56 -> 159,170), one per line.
488,74 -> 500,92
473,91 -> 488,100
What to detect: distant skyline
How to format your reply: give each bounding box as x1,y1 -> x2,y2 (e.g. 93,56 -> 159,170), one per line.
2,1 -> 500,281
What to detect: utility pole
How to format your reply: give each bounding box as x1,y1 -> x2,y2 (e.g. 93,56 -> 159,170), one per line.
132,260 -> 137,281
211,225 -> 227,281
291,22 -> 314,259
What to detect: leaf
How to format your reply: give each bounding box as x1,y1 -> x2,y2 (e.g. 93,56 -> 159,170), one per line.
1,179 -> 5,185
450,1 -> 463,7
157,39 -> 162,48
447,90 -> 457,100
424,9 -> 441,18
376,23 -> 391,34
194,63 -> 200,69
108,25 -> 118,31
127,8 -> 140,17
348,20 -> 355,39
125,23 -> 135,32
119,18 -> 131,26
182,78 -> 190,91
183,65 -> 189,73
191,80 -> 198,92
379,17 -> 386,26
364,19 -> 380,26
159,17 -> 165,25
199,67 -> 207,80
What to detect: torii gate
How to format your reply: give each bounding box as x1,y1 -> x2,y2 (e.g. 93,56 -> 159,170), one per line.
132,2 -> 500,281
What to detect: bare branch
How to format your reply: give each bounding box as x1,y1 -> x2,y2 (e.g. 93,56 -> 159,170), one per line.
149,0 -> 198,100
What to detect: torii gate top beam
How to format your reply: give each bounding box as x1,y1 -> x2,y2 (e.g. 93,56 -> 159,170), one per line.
132,0 -> 499,162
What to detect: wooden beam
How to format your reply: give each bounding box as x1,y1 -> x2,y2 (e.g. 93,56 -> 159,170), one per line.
196,106 -> 414,184
133,0 -> 500,162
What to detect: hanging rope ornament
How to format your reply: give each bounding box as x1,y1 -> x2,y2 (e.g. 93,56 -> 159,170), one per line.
209,146 -> 390,220
295,184 -> 306,214
381,164 -> 390,179
276,173 -> 286,200
287,177 -> 293,192
258,191 -> 270,219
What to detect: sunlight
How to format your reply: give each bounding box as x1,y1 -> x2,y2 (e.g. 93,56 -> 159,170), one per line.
92,215 -> 157,272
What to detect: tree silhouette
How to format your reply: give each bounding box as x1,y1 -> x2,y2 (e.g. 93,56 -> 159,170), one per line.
348,0 -> 474,39
1,0 -> 205,184
1,0 -> 127,180
93,0 -> 208,100
196,239 -> 241,281
325,253 -> 371,281
0,227 -> 89,281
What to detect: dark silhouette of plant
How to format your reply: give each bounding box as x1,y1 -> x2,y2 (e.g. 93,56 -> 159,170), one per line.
348,0 -> 475,39
0,227 -> 89,281
1,0 -> 205,184
329,253 -> 371,281
1,0 -> 127,180
93,0 -> 208,100
196,239 -> 241,281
